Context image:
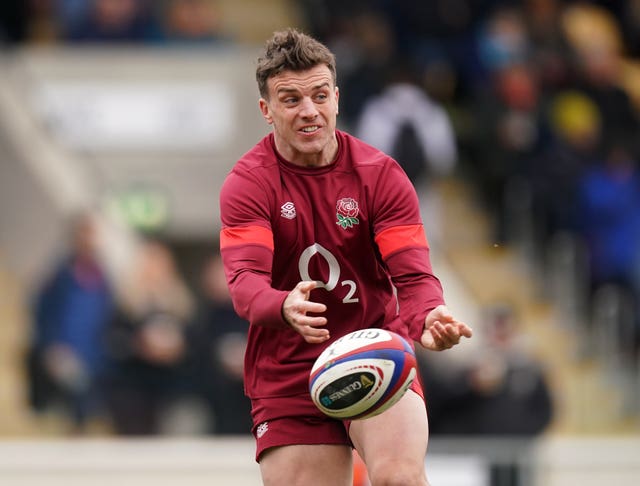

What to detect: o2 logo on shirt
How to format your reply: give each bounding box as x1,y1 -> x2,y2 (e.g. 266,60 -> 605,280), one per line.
299,243 -> 359,304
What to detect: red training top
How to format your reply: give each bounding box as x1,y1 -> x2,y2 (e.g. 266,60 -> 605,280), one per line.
219,130 -> 444,399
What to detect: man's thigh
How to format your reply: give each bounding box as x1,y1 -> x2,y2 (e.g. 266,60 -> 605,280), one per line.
260,443 -> 353,486
252,393 -> 354,484
349,389 -> 429,484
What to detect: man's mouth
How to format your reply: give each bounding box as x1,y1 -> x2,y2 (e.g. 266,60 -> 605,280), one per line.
300,126 -> 320,133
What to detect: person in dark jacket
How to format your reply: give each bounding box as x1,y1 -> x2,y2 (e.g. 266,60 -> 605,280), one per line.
27,212 -> 114,432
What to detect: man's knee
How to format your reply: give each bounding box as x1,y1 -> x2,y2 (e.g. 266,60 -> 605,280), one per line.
367,459 -> 428,486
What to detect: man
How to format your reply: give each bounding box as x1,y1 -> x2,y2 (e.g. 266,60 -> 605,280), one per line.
219,28 -> 472,486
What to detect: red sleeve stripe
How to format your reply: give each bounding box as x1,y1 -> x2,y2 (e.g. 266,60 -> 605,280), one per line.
375,224 -> 428,259
220,225 -> 274,251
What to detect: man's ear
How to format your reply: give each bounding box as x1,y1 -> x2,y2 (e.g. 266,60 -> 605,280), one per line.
335,86 -> 340,115
259,98 -> 273,124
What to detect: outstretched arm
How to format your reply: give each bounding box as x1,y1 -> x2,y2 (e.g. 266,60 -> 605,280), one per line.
420,304 -> 473,351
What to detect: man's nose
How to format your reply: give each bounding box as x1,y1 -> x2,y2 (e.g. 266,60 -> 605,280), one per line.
299,97 -> 319,118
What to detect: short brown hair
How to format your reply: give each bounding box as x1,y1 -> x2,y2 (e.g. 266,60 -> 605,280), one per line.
256,28 -> 337,99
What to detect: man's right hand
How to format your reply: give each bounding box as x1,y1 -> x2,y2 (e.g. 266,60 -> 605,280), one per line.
282,281 -> 330,344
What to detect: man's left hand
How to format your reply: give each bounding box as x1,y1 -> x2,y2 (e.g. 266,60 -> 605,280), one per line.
420,304 -> 473,351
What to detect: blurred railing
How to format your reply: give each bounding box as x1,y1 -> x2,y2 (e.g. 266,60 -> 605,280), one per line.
503,175 -> 640,426
0,437 -> 638,486
591,283 -> 640,416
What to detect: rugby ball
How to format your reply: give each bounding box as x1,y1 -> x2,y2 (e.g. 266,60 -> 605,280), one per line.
309,328 -> 417,420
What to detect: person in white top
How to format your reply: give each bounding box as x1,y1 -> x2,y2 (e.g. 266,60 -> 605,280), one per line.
355,64 -> 457,182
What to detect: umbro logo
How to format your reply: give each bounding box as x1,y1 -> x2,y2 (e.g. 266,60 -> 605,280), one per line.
280,202 -> 296,219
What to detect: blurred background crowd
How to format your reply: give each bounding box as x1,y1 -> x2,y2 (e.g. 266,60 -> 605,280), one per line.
0,1 -> 639,465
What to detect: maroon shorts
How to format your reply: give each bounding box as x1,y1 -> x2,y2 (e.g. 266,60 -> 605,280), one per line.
250,379 -> 424,462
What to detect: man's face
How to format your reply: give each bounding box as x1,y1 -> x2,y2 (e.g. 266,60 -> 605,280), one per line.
259,64 -> 339,167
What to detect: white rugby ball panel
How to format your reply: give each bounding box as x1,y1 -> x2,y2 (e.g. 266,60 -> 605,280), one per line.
311,328 -> 397,374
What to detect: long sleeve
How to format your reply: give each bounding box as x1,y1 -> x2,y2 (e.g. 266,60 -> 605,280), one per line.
219,165 -> 289,329
371,162 -> 445,341
384,246 -> 444,341
220,242 -> 289,329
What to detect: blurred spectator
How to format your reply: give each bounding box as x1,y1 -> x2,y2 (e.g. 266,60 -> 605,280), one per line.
159,0 -> 228,45
476,6 -> 532,78
419,302 -> 554,437
103,239 -> 195,435
26,211 -> 114,432
187,252 -> 251,435
561,2 -> 623,59
470,61 -> 546,242
522,90 -> 601,248
562,3 -> 639,147
381,0 -> 485,97
523,0 -> 573,94
355,59 -> 457,185
63,0 -> 161,43
575,45 -> 638,148
574,137 -> 640,335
